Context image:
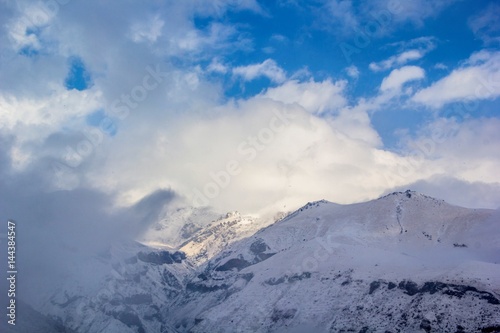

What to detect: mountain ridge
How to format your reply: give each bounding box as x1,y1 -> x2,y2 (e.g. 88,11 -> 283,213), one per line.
18,191 -> 500,333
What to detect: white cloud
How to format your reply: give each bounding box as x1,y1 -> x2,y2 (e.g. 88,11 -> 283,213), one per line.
1,0 -> 499,222
434,63 -> 448,70
319,1 -> 457,36
270,34 -> 287,43
468,3 -> 500,45
129,16 -> 164,43
207,58 -> 228,74
193,0 -> 263,17
370,50 -> 424,71
372,0 -> 460,27
370,37 -> 436,71
84,94 -> 403,213
233,59 -> 286,83
262,79 -> 347,115
380,66 -> 425,92
323,0 -> 360,34
392,117 -> 500,208
6,3 -> 56,52
412,51 -> 500,108
345,65 -> 360,78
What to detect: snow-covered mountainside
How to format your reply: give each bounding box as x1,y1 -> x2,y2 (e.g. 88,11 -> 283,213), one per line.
178,211 -> 278,266
172,191 -> 499,332
24,191 -> 500,333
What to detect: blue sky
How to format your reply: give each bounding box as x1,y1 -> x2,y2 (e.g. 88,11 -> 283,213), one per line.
1,0 -> 500,214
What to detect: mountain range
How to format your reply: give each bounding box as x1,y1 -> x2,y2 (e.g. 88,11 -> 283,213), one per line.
5,190 -> 499,333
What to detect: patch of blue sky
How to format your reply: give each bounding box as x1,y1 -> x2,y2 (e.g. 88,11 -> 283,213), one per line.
19,46 -> 40,57
65,56 -> 92,91
198,0 -> 499,149
85,109 -> 117,137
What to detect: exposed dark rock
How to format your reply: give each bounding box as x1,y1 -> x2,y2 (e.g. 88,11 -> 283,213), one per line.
171,251 -> 187,263
271,308 -> 297,323
369,281 -> 381,294
162,269 -> 182,289
215,258 -> 251,272
265,276 -> 287,286
240,272 -> 254,282
256,252 -> 276,261
288,272 -> 311,282
112,312 -> 145,333
387,282 -> 397,290
265,272 -> 310,286
123,294 -> 152,305
420,319 -> 431,332
250,239 -> 270,254
481,326 -> 500,333
186,282 -> 228,293
137,251 -> 186,265
442,284 -> 499,305
180,223 -> 202,239
391,280 -> 500,305
420,281 -> 447,294
398,280 -> 420,296
422,231 -> 432,240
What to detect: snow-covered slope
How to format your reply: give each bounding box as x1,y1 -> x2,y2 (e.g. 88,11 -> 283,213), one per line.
179,211 -> 278,266
170,191 -> 500,333
26,191 -> 500,333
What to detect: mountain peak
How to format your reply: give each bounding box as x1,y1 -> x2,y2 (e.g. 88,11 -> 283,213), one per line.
379,189 -> 445,202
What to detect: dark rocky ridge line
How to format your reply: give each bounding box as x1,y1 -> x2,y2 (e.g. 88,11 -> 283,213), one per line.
369,279 -> 500,305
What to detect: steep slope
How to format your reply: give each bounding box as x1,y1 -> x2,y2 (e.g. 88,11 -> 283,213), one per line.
139,203 -> 281,266
178,211 -> 279,266
170,191 -> 500,333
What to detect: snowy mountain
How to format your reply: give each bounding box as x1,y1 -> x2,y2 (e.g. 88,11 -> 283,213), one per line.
172,191 -> 499,332
22,191 -> 500,333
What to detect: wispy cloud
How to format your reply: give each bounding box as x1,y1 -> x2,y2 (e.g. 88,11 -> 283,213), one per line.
233,59 -> 287,83
370,37 -> 436,71
345,65 -> 360,79
129,15 -> 164,43
380,66 -> 425,92
370,50 -> 424,71
412,50 -> 500,108
371,0 -> 460,27
468,3 -> 500,45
